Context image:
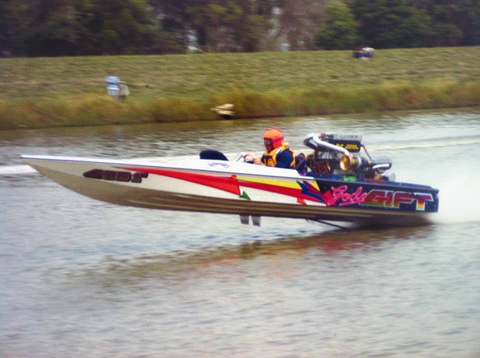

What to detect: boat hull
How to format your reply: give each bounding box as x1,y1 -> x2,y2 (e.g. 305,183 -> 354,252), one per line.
22,155 -> 439,226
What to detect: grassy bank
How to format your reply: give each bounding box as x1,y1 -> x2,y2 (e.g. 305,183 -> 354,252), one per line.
1,47 -> 480,129
2,80 -> 479,130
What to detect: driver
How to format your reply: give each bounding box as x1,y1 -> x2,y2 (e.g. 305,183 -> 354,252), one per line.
253,128 -> 296,169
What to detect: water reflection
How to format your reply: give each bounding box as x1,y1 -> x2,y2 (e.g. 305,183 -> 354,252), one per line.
91,225 -> 433,283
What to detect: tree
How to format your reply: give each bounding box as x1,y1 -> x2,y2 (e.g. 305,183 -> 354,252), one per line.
275,0 -> 323,50
432,23 -> 463,46
75,0 -> 179,55
0,0 -> 30,56
14,0 -> 182,56
411,0 -> 478,46
188,0 -> 243,52
149,0 -> 274,53
22,0 -> 79,57
232,0 -> 272,52
456,0 -> 480,46
352,0 -> 431,48
316,1 -> 357,50
147,0 -> 194,49
237,14 -> 270,52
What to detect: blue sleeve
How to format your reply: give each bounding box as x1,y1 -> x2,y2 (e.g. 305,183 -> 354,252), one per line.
275,150 -> 294,168
106,76 -> 120,85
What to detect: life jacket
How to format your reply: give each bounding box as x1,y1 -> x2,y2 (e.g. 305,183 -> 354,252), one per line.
262,144 -> 296,168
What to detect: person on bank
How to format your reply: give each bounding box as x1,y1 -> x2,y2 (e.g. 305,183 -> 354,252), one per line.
105,72 -> 121,98
253,128 -> 296,169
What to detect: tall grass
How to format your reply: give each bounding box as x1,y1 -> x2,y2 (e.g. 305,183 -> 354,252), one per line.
1,80 -> 479,130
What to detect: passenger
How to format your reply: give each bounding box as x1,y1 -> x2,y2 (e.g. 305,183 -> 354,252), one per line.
353,45 -> 363,59
254,128 -> 296,169
362,47 -> 375,58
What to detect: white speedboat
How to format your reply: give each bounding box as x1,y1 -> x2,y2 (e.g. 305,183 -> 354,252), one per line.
22,133 -> 439,227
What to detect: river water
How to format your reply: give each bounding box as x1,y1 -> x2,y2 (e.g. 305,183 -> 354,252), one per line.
1,109 -> 480,357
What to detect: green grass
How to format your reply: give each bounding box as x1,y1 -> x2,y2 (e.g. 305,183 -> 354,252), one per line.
1,47 -> 480,129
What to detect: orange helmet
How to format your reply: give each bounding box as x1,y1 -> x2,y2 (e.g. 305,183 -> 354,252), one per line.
263,128 -> 284,149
